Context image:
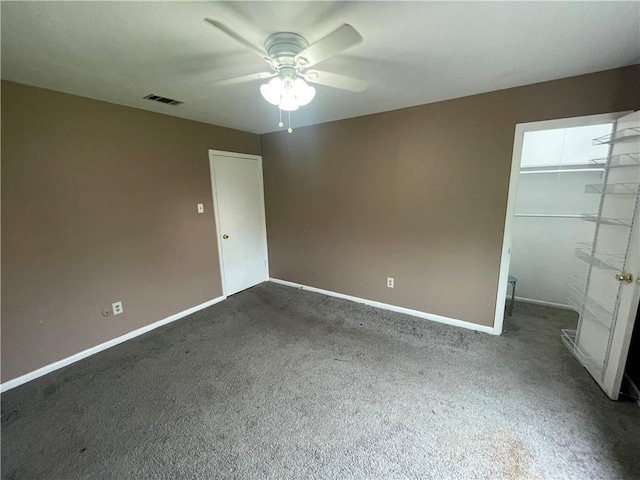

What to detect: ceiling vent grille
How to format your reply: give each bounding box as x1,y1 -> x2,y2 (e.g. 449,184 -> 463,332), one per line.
143,94 -> 183,106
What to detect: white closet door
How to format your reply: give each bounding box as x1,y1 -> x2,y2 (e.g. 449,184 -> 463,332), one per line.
210,152 -> 269,296
570,111 -> 640,399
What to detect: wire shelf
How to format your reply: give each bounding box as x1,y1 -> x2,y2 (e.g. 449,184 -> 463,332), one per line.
566,284 -> 615,330
561,329 -> 603,377
585,183 -> 640,195
520,164 -> 605,174
580,214 -> 633,227
592,127 -> 640,145
514,213 -> 596,219
574,242 -> 626,271
590,152 -> 640,169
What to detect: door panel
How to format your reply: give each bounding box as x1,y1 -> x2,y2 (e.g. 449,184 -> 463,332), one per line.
569,111 -> 640,399
210,153 -> 268,296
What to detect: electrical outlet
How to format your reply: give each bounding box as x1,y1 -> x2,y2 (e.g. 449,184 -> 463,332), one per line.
197,203 -> 204,214
387,277 -> 394,288
112,301 -> 123,315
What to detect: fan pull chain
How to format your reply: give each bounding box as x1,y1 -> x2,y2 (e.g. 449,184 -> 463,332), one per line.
287,111 -> 293,134
278,109 -> 284,129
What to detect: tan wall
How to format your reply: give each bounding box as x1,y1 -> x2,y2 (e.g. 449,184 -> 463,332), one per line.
2,67 -> 638,382
1,81 -> 260,382
261,66 -> 640,328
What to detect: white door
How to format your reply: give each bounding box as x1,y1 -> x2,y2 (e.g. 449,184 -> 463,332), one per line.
209,151 -> 268,296
567,111 -> 640,399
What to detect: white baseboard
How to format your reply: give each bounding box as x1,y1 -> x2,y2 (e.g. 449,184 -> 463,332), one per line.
269,278 -> 496,335
1,296 -> 226,393
513,296 -> 578,312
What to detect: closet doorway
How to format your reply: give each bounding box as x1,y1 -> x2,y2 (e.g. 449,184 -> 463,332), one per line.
495,111 -> 640,400
512,121 -> 613,309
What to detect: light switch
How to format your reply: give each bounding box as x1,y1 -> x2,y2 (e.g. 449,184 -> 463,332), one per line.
197,203 -> 204,214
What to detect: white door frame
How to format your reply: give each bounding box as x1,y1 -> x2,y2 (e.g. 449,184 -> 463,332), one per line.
208,149 -> 269,297
493,111 -> 631,335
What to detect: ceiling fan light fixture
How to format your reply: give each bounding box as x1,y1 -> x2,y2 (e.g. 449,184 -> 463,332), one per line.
260,75 -> 315,111
279,89 -> 300,111
292,78 -> 316,106
260,77 -> 284,105
204,21 -> 367,131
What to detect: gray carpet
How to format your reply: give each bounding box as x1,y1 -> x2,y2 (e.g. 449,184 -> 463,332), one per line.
2,282 -> 639,479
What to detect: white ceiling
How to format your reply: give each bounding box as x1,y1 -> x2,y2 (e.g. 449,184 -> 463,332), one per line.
2,1 -> 639,134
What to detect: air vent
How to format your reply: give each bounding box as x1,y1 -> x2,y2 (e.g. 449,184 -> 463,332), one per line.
143,94 -> 183,106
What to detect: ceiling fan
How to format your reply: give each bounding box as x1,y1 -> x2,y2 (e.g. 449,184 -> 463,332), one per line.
204,19 -> 367,131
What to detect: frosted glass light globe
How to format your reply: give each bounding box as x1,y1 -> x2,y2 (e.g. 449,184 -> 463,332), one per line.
279,90 -> 299,111
292,78 -> 316,106
260,77 -> 284,106
260,75 -> 315,112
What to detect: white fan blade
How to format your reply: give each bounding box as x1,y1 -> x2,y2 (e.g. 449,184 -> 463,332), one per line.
204,19 -> 276,66
295,24 -> 363,68
209,71 -> 277,87
303,70 -> 368,93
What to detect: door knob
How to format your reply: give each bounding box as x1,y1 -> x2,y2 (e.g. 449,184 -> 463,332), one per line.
222,234 -> 229,239
615,272 -> 633,283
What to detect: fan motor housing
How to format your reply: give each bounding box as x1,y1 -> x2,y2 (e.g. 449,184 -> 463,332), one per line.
264,32 -> 309,67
